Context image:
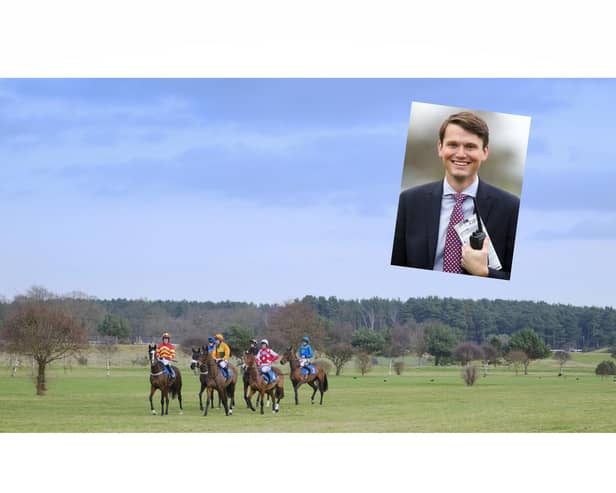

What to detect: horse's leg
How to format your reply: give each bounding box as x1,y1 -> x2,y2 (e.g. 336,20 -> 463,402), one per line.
309,380 -> 318,404
270,389 -> 279,413
198,383 -> 205,411
160,389 -> 165,416
243,377 -> 251,408
220,388 -> 230,416
259,390 -> 265,414
204,388 -> 212,416
228,382 -> 236,411
293,378 -> 300,405
246,387 -> 256,412
149,385 -> 157,415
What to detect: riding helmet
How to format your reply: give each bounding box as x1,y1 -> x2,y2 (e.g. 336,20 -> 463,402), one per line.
215,333 -> 224,341
260,339 -> 269,346
162,332 -> 170,340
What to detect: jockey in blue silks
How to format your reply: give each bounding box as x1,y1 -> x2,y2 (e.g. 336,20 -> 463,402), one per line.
298,336 -> 315,376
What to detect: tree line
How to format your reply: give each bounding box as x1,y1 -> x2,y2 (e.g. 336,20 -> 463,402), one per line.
1,288 -> 615,351
3,287 -> 616,394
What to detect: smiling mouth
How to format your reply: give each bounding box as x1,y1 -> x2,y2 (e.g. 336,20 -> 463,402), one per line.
452,160 -> 470,167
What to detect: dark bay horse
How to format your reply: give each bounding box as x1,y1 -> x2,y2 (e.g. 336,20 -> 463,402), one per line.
196,346 -> 234,416
280,346 -> 328,405
148,344 -> 183,415
243,352 -> 284,414
191,347 -> 217,410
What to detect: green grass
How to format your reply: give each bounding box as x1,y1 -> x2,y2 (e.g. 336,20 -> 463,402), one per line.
2,351 -> 616,432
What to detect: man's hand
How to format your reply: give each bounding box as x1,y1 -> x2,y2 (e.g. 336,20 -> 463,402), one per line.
461,236 -> 490,277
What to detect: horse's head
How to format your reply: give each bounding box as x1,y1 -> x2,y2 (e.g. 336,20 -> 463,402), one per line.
243,352 -> 256,368
190,347 -> 201,371
148,344 -> 157,363
148,344 -> 163,372
280,346 -> 294,365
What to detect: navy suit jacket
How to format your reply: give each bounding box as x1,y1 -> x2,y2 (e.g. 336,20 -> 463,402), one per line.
390,179 -> 520,280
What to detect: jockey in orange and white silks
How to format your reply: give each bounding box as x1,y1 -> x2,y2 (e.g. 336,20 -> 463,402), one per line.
256,339 -> 279,383
156,332 -> 176,378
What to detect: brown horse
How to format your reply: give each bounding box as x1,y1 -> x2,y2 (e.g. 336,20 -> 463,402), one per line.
243,352 -> 284,414
241,352 -> 283,409
280,346 -> 328,405
148,344 -> 183,415
196,346 -> 234,416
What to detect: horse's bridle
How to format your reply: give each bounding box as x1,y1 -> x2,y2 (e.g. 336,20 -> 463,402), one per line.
149,348 -> 165,376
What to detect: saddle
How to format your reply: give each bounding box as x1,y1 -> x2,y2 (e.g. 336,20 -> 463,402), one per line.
301,364 -> 315,376
262,369 -> 277,384
220,366 -> 232,381
164,366 -> 176,379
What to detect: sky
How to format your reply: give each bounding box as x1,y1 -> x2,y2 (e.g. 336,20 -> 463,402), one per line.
2,78 -> 616,307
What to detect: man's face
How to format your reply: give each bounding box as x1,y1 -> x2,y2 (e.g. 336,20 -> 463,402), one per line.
438,123 -> 488,189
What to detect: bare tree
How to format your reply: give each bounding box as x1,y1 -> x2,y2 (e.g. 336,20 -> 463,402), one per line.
355,352 -> 372,376
552,350 -> 571,376
480,342 -> 498,377
326,343 -> 355,376
409,325 -> 427,366
3,299 -> 87,394
504,350 -> 527,376
266,301 -> 326,349
96,336 -> 118,376
453,342 -> 484,366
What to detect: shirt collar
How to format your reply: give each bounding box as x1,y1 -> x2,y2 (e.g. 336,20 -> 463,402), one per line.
443,177 -> 479,198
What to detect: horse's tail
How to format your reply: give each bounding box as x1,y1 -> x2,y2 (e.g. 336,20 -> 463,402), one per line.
170,368 -> 181,399
322,372 -> 328,392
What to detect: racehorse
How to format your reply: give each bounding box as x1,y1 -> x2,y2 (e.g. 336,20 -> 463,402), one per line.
196,345 -> 234,416
241,351 -> 282,409
242,352 -> 284,414
191,347 -> 217,410
148,343 -> 183,415
280,346 -> 328,405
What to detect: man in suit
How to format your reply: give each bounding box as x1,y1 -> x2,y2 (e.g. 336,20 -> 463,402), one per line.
391,111 -> 519,280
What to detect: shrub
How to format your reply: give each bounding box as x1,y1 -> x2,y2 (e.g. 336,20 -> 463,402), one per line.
76,355 -> 88,366
314,358 -> 333,375
595,360 -> 616,379
462,365 -> 479,386
393,360 -> 405,375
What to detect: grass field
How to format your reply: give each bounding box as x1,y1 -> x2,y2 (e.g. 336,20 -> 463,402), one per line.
1,348 -> 616,432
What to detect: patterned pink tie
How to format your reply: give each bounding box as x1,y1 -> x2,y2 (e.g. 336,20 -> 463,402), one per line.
443,193 -> 467,273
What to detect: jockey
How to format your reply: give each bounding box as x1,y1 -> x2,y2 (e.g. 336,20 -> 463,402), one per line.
299,335 -> 315,376
206,337 -> 216,353
156,332 -> 176,379
212,333 -> 231,379
256,339 -> 279,383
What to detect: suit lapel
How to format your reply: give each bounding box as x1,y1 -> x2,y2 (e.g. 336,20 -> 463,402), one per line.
476,179 -> 494,225
426,180 -> 443,267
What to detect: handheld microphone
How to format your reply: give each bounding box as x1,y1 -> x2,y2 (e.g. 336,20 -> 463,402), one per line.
470,197 -> 486,250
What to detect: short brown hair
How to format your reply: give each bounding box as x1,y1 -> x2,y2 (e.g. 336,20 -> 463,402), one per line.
439,111 -> 489,148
